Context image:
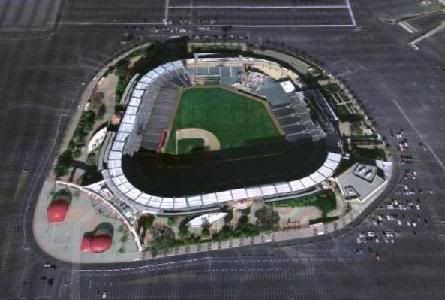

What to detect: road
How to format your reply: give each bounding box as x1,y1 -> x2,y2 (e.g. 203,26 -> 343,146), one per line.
0,0 -> 445,299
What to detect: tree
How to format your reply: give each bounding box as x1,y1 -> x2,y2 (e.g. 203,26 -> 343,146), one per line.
97,103 -> 106,120
254,206 -> 279,230
167,216 -> 176,226
55,150 -> 73,177
224,209 -> 233,224
150,225 -> 176,255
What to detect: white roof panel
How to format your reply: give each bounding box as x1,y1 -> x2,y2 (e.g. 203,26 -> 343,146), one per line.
216,191 -> 233,202
147,196 -> 162,208
172,61 -> 183,68
261,185 -> 277,196
126,106 -> 138,115
275,183 -> 291,194
174,197 -> 187,209
139,76 -> 153,84
301,177 -> 316,188
246,187 -> 263,198
165,63 -> 176,71
112,175 -> 127,186
324,160 -> 339,170
107,160 -> 121,169
153,67 -> 166,75
135,82 -> 148,90
135,193 -> 151,205
187,195 -> 202,206
160,197 -> 174,209
327,152 -> 342,163
119,182 -> 133,193
132,90 -> 144,98
318,166 -> 334,178
289,180 -> 305,192
310,172 -> 326,184
111,141 -> 125,151
115,132 -> 129,142
231,188 -> 248,200
119,123 -> 134,133
122,114 -> 136,125
108,151 -> 122,160
129,97 -> 141,106
202,193 -> 218,205
109,168 -> 123,177
126,188 -> 141,200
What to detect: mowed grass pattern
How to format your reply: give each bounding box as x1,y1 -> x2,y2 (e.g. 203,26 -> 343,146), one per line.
165,87 -> 281,154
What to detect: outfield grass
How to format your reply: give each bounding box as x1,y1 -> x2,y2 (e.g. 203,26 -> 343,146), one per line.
177,138 -> 205,154
165,87 -> 281,154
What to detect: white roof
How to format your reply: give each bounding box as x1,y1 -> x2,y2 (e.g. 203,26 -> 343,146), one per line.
160,198 -> 174,209
165,62 -> 176,71
231,188 -> 248,200
275,183 -> 291,193
122,114 -> 136,125
187,195 -> 202,206
318,165 -> 334,178
119,123 -> 134,133
129,97 -> 141,106
327,152 -> 342,163
172,60 -> 183,68
135,82 -> 148,90
188,213 -> 227,228
246,187 -> 262,198
107,160 -> 121,169
115,132 -> 129,142
216,191 -> 233,202
111,141 -> 125,151
324,160 -> 339,170
126,106 -> 138,115
289,180 -> 305,192
126,188 -> 141,200
280,80 -> 295,93
301,177 -> 316,188
202,193 -> 218,205
112,175 -> 127,186
153,67 -> 166,75
261,185 -> 277,196
139,76 -> 153,84
132,90 -> 144,98
174,197 -> 187,209
119,182 -> 133,193
108,151 -> 122,160
109,168 -> 123,177
310,172 -> 326,184
148,196 -> 162,208
135,193 -> 151,205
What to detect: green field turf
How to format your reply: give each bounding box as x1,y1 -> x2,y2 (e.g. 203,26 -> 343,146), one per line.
177,138 -> 205,154
164,87 -> 281,154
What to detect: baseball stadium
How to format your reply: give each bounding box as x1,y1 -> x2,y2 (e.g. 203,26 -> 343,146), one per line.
100,54 -> 343,214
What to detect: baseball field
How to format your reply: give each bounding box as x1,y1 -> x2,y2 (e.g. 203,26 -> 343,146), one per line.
164,86 -> 282,154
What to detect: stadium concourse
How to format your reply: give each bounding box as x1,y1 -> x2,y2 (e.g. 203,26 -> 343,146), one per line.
100,57 -> 342,214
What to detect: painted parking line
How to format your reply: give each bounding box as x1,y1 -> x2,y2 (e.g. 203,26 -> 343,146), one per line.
168,5 -> 350,9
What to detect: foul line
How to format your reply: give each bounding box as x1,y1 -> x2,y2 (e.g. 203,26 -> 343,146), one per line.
392,98 -> 445,174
